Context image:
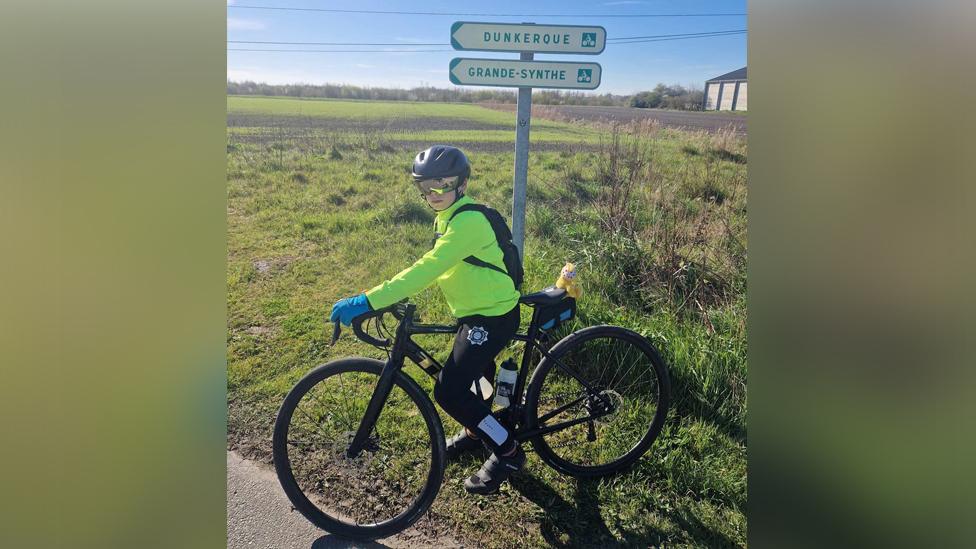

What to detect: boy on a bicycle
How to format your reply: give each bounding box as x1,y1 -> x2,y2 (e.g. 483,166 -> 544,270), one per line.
330,145 -> 525,494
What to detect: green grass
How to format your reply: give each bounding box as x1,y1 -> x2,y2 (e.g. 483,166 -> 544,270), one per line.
227,126 -> 600,145
229,95 -> 517,125
227,97 -> 747,548
228,95 -> 589,132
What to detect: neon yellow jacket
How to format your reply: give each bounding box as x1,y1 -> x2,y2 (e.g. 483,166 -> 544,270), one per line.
364,195 -> 520,318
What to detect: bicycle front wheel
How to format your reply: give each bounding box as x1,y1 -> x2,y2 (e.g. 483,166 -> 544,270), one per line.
524,325 -> 671,478
272,358 -> 446,541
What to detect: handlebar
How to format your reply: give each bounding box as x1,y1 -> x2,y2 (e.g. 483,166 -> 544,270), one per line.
329,300 -> 410,347
352,310 -> 391,347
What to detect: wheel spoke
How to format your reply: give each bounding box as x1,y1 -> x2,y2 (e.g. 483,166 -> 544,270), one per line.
530,329 -> 668,472
275,363 -> 442,534
616,367 -> 654,397
293,403 -> 337,444
606,342 -> 638,389
538,392 -> 588,424
309,384 -> 351,431
336,372 -> 355,430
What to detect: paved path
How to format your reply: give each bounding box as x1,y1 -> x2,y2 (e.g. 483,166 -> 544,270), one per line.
227,451 -> 464,549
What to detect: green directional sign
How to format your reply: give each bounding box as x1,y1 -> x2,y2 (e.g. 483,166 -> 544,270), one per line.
449,58 -> 602,90
451,21 -> 606,54
448,21 -> 607,258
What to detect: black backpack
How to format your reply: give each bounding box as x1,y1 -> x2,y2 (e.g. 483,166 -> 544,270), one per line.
446,204 -> 524,291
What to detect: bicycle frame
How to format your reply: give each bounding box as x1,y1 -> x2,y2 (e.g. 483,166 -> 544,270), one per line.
345,303 -> 615,459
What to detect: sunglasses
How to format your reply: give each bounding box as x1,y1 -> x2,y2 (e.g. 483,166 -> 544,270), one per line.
414,176 -> 460,196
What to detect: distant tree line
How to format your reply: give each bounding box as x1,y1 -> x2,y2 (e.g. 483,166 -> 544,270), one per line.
630,84 -> 705,111
227,81 -> 705,110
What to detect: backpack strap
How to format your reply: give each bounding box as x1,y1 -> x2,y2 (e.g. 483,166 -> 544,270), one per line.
447,204 -> 510,277
464,256 -> 509,276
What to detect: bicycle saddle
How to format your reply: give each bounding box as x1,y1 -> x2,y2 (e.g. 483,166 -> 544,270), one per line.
518,286 -> 567,306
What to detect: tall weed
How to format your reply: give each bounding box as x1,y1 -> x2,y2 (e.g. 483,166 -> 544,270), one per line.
554,121 -> 746,323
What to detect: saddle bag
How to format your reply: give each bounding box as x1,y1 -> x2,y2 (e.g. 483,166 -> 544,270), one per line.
536,296 -> 577,331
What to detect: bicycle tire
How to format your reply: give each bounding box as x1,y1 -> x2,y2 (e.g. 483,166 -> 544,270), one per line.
272,358 -> 446,541
524,325 -> 671,478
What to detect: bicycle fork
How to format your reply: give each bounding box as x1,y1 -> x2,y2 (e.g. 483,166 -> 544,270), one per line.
344,357 -> 400,459
345,318 -> 414,459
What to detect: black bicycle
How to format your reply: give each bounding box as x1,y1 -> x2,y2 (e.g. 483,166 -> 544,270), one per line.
272,287 -> 671,541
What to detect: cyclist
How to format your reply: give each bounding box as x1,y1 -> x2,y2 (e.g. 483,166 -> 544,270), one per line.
330,145 -> 525,495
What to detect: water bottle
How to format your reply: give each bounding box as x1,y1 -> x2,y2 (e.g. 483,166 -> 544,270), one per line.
493,358 -> 519,409
418,356 -> 441,376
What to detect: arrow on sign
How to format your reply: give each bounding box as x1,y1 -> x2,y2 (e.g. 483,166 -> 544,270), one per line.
451,21 -> 606,54
449,58 -> 602,90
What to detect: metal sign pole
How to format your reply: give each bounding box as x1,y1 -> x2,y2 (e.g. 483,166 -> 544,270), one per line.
511,51 -> 533,261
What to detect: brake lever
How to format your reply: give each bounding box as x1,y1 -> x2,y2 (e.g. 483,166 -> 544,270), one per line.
330,322 -> 341,346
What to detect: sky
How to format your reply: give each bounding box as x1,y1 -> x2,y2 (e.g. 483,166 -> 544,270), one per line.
227,0 -> 747,95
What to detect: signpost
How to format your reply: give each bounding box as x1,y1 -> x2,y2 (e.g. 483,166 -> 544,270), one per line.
450,21 -> 606,54
448,58 -> 602,90
449,22 -> 605,260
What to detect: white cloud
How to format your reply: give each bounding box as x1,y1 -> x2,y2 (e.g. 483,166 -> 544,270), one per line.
227,18 -> 265,31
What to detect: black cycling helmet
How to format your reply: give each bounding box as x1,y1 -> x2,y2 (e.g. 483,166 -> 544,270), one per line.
411,145 -> 471,187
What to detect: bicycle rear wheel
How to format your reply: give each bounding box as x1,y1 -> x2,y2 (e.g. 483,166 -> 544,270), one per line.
524,325 -> 670,478
272,358 -> 446,541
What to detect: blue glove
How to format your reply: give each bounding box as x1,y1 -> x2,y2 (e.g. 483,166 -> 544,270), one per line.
330,293 -> 372,326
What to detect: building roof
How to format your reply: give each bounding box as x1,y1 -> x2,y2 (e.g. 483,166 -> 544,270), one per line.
706,67 -> 747,82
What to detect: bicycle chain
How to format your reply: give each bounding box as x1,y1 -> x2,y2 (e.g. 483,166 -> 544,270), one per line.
535,391 -> 593,451
535,387 -> 622,451
537,391 -> 588,406
546,438 -> 590,450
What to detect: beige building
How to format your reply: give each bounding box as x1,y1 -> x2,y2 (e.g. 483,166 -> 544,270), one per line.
703,67 -> 747,111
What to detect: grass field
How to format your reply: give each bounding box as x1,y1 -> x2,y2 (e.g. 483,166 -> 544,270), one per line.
227,96 -> 747,547
231,95 -> 570,129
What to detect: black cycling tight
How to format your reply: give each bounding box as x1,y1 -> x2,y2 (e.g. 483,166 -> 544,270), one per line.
433,304 -> 520,454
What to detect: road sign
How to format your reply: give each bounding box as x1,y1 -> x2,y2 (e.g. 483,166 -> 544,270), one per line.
451,21 -> 606,54
448,20 -> 606,257
449,58 -> 602,90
